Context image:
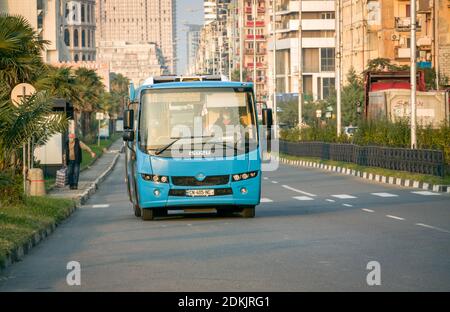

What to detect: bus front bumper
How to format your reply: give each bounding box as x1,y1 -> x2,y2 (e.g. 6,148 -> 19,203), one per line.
137,177 -> 261,209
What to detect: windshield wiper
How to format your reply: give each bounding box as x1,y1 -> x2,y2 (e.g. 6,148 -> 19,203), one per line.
153,135 -> 213,155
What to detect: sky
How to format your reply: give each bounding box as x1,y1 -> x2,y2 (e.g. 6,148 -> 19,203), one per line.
176,0 -> 204,74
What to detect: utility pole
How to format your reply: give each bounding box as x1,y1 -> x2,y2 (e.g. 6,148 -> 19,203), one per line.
253,0 -> 257,103
272,0 -> 277,133
433,0 -> 439,90
298,0 -> 303,128
335,0 -> 342,137
410,0 -> 417,148
239,0 -> 244,81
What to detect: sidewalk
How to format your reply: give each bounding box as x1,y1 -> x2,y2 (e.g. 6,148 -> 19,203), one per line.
49,139 -> 123,204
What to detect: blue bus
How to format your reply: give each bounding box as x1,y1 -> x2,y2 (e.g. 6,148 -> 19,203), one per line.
123,75 -> 271,220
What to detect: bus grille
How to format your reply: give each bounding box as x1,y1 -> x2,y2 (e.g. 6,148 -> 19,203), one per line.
171,175 -> 230,186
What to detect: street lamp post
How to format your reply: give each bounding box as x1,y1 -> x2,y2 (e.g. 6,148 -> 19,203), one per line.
335,0 -> 342,137
410,0 -> 417,149
298,0 -> 303,128
239,0 -> 244,81
272,0 -> 277,135
253,0 -> 257,103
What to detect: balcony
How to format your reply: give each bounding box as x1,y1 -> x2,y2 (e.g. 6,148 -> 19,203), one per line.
245,6 -> 266,14
246,34 -> 265,41
246,62 -> 266,68
302,19 -> 335,31
395,17 -> 421,32
246,21 -> 265,27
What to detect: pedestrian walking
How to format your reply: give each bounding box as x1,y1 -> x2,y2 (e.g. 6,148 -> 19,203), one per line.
64,133 -> 96,190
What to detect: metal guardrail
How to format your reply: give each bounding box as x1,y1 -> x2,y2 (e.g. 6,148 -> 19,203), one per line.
279,141 -> 445,177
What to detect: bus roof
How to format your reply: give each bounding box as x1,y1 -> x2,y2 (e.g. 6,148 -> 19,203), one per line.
142,81 -> 253,90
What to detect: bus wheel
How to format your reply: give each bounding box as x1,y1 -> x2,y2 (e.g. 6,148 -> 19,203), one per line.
141,208 -> 155,221
133,204 -> 141,217
239,206 -> 255,218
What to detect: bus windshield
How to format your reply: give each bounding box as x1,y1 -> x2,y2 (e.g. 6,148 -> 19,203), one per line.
139,88 -> 258,157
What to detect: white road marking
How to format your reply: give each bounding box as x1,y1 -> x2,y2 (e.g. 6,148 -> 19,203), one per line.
325,199 -> 335,203
271,180 -> 279,184
91,204 -> 110,208
331,194 -> 357,199
263,177 -> 269,180
342,204 -> 353,207
415,223 -> 450,234
260,198 -> 273,203
282,185 -> 317,197
412,191 -> 441,196
362,208 -> 374,213
386,215 -> 405,221
293,196 -> 314,201
371,192 -> 399,198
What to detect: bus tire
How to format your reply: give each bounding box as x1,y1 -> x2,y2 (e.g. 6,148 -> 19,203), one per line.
239,206 -> 255,218
141,208 -> 155,221
133,204 -> 141,217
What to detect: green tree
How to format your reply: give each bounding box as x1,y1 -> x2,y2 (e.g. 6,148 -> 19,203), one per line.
0,14 -> 48,89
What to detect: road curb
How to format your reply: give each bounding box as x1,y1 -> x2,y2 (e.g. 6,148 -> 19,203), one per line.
277,156 -> 449,193
0,151 -> 121,273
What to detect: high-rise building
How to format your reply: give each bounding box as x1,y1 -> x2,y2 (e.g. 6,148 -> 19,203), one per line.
62,0 -> 96,62
186,24 -> 202,74
95,0 -> 177,74
204,0 -> 217,25
0,0 -> 70,63
268,0 -> 336,101
340,0 -> 450,88
96,41 -> 167,86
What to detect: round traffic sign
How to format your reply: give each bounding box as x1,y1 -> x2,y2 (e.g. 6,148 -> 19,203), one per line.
10,83 -> 36,107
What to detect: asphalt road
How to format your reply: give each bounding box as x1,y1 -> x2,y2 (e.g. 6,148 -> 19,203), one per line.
1,155 -> 449,291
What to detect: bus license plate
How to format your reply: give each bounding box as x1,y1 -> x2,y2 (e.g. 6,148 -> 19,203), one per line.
186,189 -> 215,197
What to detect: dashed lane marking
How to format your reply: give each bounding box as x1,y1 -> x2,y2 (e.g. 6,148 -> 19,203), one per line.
371,192 -> 399,198
415,223 -> 450,234
282,185 -> 317,197
342,204 -> 353,207
271,181 -> 279,184
326,199 -> 336,202
331,194 -> 357,199
260,198 -> 273,203
386,215 -> 405,221
91,204 -> 110,208
293,196 -> 314,201
263,177 -> 269,180
362,208 -> 374,213
412,191 -> 441,196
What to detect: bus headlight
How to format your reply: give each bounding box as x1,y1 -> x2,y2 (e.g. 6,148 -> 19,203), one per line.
232,171 -> 258,182
141,174 -> 169,183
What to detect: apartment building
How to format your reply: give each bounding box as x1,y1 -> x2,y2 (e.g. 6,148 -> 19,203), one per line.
204,0 -> 218,25
341,0 -> 450,87
95,0 -> 177,74
186,24 -> 202,75
96,41 -> 167,86
268,0 -> 336,101
0,0 -> 70,63
242,0 -> 269,103
62,0 -> 96,62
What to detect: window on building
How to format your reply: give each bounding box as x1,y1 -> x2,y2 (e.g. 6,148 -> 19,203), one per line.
303,75 -> 313,98
82,30 -> 86,47
74,54 -> 79,62
303,48 -> 319,73
87,31 -> 90,48
64,29 -> 70,46
322,78 -> 335,99
73,29 -> 79,47
321,48 -> 335,72
81,4 -> 85,22
321,12 -> 335,19
82,54 -> 86,61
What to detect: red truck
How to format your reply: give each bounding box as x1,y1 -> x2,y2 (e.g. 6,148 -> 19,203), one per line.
364,70 -> 426,118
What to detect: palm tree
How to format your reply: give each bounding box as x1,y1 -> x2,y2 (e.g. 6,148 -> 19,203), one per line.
35,66 -> 81,102
0,14 -> 48,89
74,68 -> 105,138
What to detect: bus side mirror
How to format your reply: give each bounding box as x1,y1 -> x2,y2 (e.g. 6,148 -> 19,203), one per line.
123,130 -> 134,142
262,108 -> 273,128
123,109 -> 134,130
